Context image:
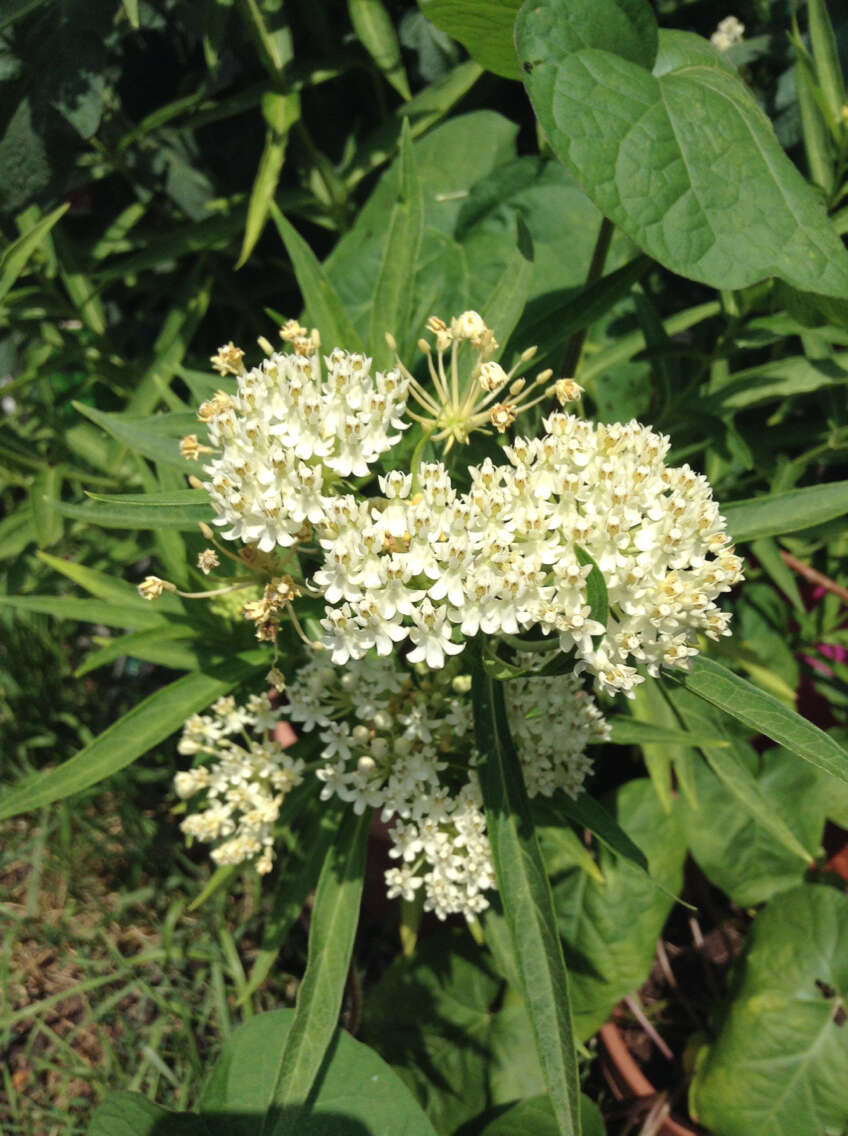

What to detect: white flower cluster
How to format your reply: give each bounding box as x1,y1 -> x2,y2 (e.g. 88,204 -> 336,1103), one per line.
203,347 -> 410,551
506,667 -> 610,798
284,652 -> 608,920
199,333 -> 742,697
710,15 -> 745,51
175,694 -> 305,874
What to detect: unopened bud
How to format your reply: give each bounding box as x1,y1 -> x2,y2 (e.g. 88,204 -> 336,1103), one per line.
138,575 -> 176,600
373,709 -> 393,731
188,475 -> 204,489
509,378 -> 526,397
417,338 -> 431,354
452,674 -> 472,694
536,368 -> 553,384
385,332 -> 397,352
353,725 -> 370,745
370,738 -> 389,760
553,377 -> 584,405
199,522 -> 215,539
519,345 -> 538,363
357,755 -> 377,775
257,336 -> 274,356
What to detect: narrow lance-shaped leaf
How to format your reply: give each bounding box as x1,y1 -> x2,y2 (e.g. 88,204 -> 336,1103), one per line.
348,0 -> 411,100
722,480 -> 848,542
0,202 -> 68,301
262,808 -> 370,1136
236,90 -> 301,269
481,213 -> 534,363
472,645 -> 581,1136
31,466 -> 63,548
668,686 -> 816,862
368,119 -> 423,367
0,652 -> 268,820
680,656 -> 848,785
239,800 -> 345,1006
270,203 -> 365,352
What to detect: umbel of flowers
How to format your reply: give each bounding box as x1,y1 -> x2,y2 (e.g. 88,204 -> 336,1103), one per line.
176,654 -> 609,920
188,314 -> 742,697
154,312 -> 743,918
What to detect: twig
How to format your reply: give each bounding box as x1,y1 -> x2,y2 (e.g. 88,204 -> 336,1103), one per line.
780,550 -> 848,605
624,994 -> 673,1060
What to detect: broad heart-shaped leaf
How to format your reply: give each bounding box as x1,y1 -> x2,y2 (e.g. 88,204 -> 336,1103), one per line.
679,744 -> 830,906
472,652 -> 581,1136
551,779 -> 686,1040
361,930 -> 545,1134
518,3 -> 848,297
481,1094 -> 606,1136
197,1009 -> 437,1136
680,656 -> 848,785
87,1092 -> 209,1135
690,884 -> 848,1136
0,653 -> 267,820
418,1 -> 523,80
723,479 -> 848,542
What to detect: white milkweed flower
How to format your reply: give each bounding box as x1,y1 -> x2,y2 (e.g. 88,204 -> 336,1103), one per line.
710,16 -> 745,51
279,650 -> 609,920
174,694 -> 304,874
196,326 -> 742,697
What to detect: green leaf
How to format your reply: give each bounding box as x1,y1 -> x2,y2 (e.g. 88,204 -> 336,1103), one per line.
88,1092 -> 207,1136
472,651 -> 580,1136
482,1094 -> 606,1136
236,91 -> 300,269
85,489 -> 211,508
681,656 -> 848,785
669,686 -> 817,864
75,626 -> 204,677
690,884 -> 848,1136
0,202 -> 68,301
679,744 -> 830,906
238,800 -> 344,1005
198,1008 -> 438,1136
605,715 -> 726,749
262,809 -> 370,1135
0,0 -> 50,28
34,549 -> 183,614
270,204 -> 365,352
723,480 -> 848,542
517,5 -> 848,297
362,930 -> 544,1133
0,594 -> 170,632
808,0 -> 846,131
626,678 -> 696,811
31,465 -> 62,548
574,545 -> 608,631
72,403 -> 196,471
368,120 -> 423,367
551,779 -> 686,1039
54,499 -> 214,531
349,0 -> 412,99
480,213 -> 534,363
0,654 -> 267,820
120,0 -> 139,29
419,1 -> 523,80
533,792 -> 649,875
